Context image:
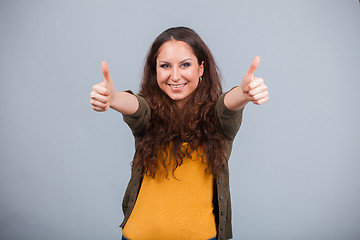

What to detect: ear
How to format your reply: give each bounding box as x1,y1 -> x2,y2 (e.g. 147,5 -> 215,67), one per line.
199,61 -> 204,77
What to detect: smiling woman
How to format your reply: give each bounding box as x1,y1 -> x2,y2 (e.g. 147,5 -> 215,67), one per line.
156,40 -> 204,109
90,26 -> 268,240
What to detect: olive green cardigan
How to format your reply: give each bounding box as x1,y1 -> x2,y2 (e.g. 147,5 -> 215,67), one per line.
119,90 -> 244,240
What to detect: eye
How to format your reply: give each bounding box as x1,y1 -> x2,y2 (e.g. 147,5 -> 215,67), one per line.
181,62 -> 191,67
160,64 -> 170,68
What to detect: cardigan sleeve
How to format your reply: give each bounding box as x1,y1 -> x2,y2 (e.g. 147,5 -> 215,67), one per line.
215,89 -> 245,141
122,90 -> 151,138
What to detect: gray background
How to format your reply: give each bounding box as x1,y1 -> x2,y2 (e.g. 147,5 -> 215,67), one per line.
0,0 -> 359,239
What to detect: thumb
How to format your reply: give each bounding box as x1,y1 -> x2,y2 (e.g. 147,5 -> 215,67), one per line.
245,56 -> 260,77
242,56 -> 261,92
101,61 -> 112,89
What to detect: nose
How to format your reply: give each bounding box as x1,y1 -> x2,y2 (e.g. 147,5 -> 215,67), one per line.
171,67 -> 181,81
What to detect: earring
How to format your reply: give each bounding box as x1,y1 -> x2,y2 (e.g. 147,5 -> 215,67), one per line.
199,76 -> 202,81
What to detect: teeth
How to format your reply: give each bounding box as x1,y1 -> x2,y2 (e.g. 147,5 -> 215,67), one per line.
170,83 -> 186,88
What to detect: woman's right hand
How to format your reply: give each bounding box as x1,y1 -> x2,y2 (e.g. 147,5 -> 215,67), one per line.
90,61 -> 116,112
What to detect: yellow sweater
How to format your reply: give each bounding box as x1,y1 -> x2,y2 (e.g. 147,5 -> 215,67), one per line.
122,143 -> 217,240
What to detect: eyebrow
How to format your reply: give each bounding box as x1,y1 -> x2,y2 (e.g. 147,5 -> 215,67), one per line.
158,58 -> 193,64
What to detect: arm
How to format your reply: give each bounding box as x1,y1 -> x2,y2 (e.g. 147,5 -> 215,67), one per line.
224,86 -> 249,111
216,91 -> 245,140
90,61 -> 139,115
110,91 -> 138,115
224,56 -> 269,111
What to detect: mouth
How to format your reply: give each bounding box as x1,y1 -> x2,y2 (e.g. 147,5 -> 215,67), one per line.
168,83 -> 187,90
169,83 -> 186,88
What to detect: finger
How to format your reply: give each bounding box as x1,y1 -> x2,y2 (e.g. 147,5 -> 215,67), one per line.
93,105 -> 110,111
251,91 -> 269,101
92,84 -> 109,96
252,96 -> 269,105
92,105 -> 106,112
248,84 -> 268,96
90,91 -> 109,104
241,56 -> 261,91
247,77 -> 264,91
102,61 -> 111,88
245,56 -> 260,77
90,98 -> 108,109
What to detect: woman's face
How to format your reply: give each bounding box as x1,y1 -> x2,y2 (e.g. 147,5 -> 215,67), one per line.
156,40 -> 204,109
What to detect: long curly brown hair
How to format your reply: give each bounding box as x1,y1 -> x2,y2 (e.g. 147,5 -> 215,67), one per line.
132,26 -> 227,179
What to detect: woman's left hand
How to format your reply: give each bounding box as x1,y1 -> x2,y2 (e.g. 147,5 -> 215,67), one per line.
240,56 -> 269,105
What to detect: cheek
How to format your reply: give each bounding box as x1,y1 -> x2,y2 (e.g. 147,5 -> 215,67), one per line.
156,69 -> 169,83
185,68 -> 200,81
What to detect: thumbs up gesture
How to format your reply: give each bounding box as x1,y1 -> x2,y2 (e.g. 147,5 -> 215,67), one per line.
90,61 -> 117,112
240,56 -> 269,105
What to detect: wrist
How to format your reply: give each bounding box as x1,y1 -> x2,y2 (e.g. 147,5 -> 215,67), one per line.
224,86 -> 249,111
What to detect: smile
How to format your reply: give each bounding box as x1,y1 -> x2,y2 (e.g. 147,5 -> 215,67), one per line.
168,83 -> 187,88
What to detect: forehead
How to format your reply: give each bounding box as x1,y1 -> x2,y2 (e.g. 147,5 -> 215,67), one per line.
157,40 -> 197,61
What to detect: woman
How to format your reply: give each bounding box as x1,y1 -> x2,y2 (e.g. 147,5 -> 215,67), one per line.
90,26 -> 268,240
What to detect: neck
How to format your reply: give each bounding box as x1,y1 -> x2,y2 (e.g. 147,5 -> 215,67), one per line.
175,98 -> 190,110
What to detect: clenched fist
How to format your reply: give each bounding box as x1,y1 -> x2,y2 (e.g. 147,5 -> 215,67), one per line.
240,56 -> 269,105
90,61 -> 116,112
